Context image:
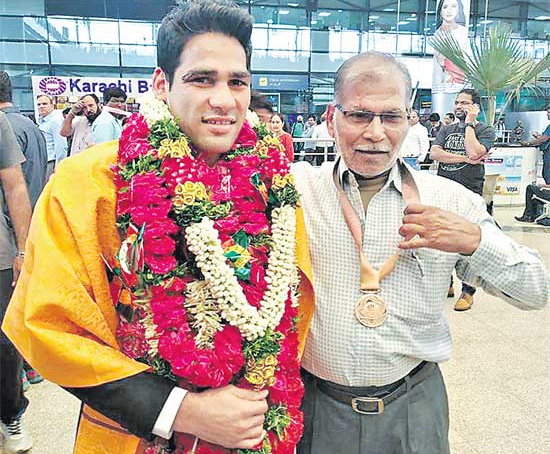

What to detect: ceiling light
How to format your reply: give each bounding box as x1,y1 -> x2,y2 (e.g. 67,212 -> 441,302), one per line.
406,17 -> 417,21
383,8 -> 396,12
534,15 -> 550,20
410,13 -> 416,17
369,15 -> 379,19
397,20 -> 409,25
279,10 -> 290,14
288,2 -> 299,6
478,19 -> 493,24
318,11 -> 332,17
311,20 -> 318,24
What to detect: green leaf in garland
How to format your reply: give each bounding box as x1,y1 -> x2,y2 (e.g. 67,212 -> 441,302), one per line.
243,328 -> 283,362
264,405 -> 292,439
238,437 -> 272,454
149,355 -> 177,381
250,233 -> 273,248
148,118 -> 184,149
235,266 -> 251,281
232,229 -> 249,249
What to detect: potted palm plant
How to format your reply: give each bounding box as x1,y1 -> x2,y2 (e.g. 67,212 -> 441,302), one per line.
431,25 -> 550,126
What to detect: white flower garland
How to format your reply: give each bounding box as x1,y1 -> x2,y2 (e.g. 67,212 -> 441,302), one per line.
185,206 -> 297,341
138,92 -> 173,126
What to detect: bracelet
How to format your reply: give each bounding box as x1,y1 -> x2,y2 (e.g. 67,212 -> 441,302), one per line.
16,251 -> 25,258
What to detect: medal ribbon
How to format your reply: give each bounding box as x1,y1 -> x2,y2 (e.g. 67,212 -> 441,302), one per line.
333,160 -> 420,292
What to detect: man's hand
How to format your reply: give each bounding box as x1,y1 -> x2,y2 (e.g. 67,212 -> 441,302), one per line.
70,100 -> 84,115
464,103 -> 480,123
173,385 -> 268,449
398,204 -> 481,255
12,255 -> 24,286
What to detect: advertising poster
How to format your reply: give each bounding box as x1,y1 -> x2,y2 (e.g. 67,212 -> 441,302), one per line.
431,0 -> 471,95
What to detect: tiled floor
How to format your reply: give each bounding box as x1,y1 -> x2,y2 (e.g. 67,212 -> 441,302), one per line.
3,206 -> 549,454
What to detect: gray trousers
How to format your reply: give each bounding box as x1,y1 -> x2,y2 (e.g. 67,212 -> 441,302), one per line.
298,364 -> 450,454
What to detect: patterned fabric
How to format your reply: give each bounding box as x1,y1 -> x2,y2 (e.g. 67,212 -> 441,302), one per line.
292,158 -> 549,387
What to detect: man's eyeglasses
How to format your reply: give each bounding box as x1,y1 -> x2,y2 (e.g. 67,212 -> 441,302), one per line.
334,104 -> 409,127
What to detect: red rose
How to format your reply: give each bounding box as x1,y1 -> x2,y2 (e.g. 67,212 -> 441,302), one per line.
143,236 -> 175,256
231,120 -> 257,150
120,114 -> 150,146
119,138 -> 154,165
145,253 -> 177,274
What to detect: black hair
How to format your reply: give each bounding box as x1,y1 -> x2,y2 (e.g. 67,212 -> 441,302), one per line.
429,113 -> 441,121
81,93 -> 100,104
307,114 -> 316,121
457,88 -> 480,105
157,0 -> 253,85
102,87 -> 127,104
271,112 -> 289,132
436,0 -> 466,29
250,91 -> 274,113
0,71 -> 12,103
445,112 -> 455,120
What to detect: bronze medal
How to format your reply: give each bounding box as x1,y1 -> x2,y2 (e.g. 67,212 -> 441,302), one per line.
355,291 -> 387,328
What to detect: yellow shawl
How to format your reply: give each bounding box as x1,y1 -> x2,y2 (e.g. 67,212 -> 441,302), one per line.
3,141 -> 314,454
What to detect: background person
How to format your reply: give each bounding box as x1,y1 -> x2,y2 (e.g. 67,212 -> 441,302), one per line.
91,87 -> 127,145
443,112 -> 455,125
269,112 -> 294,161
522,106 -> 550,184
400,109 -> 430,168
0,112 -> 33,454
60,94 -> 101,156
312,111 -> 334,165
515,183 -> 550,223
249,91 -> 274,124
292,114 -> 305,158
36,94 -> 66,179
430,88 -> 496,311
428,112 -> 442,138
302,114 -> 317,163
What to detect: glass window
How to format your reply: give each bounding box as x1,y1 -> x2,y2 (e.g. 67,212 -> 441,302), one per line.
251,49 -> 309,71
312,9 -> 361,30
0,41 -> 49,64
251,6 -> 308,27
364,32 -> 397,53
0,16 -> 48,41
328,30 -> 360,53
120,45 -> 157,67
119,21 -> 158,45
0,63 -> 49,113
0,0 -> 44,15
48,18 -> 119,44
50,43 -> 120,66
527,5 -> 550,40
310,52 -> 356,72
367,12 -> 398,33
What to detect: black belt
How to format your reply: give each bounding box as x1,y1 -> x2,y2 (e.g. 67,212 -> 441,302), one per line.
312,361 -> 435,415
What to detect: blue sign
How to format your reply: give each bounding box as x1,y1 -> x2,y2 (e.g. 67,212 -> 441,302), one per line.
252,74 -> 309,91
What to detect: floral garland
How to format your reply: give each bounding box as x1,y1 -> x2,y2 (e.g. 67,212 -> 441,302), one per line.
111,93 -> 303,454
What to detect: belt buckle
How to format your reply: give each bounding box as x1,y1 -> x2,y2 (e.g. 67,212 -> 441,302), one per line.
351,396 -> 385,415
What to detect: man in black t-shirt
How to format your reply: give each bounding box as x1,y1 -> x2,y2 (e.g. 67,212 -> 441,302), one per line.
431,88 -> 495,311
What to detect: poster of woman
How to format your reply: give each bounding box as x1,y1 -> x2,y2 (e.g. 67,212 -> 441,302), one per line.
432,0 -> 471,92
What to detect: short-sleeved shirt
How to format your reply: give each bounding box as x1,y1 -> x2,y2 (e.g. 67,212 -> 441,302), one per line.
434,121 -> 495,195
1,106 -> 47,208
91,110 -> 122,145
0,112 -> 25,270
540,124 -> 550,152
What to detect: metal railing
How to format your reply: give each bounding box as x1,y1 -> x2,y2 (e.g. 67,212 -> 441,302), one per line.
291,137 -> 337,165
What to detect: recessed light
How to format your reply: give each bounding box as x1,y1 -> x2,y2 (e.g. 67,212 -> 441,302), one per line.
311,20 -> 318,24
397,20 -> 409,25
534,15 -> 550,20
279,10 -> 290,14
318,11 -> 332,17
369,15 -> 379,19
288,2 -> 299,6
478,19 -> 493,24
383,8 -> 396,11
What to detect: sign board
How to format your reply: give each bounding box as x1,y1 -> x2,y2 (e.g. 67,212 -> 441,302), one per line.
252,74 -> 308,91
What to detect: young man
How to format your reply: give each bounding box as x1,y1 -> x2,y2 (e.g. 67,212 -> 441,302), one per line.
428,112 -> 442,138
291,52 -> 548,454
91,87 -> 127,145
0,112 -> 33,454
36,94 -> 66,179
60,93 -> 101,155
302,114 -> 317,164
430,88 -> 496,311
3,2 -> 313,454
443,112 -> 455,126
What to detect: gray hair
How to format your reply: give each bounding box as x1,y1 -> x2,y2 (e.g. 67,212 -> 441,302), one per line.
334,52 -> 412,106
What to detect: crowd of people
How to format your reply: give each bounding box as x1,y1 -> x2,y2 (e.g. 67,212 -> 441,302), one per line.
0,2 -> 549,454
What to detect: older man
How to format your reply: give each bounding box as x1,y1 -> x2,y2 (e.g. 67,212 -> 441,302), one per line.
292,52 -> 549,454
400,109 -> 430,168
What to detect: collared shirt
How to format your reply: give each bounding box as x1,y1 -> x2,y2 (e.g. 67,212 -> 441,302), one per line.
311,121 -> 333,148
292,158 -> 549,386
38,109 -> 66,163
400,122 -> 430,159
91,110 -> 122,145
1,106 -> 47,208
